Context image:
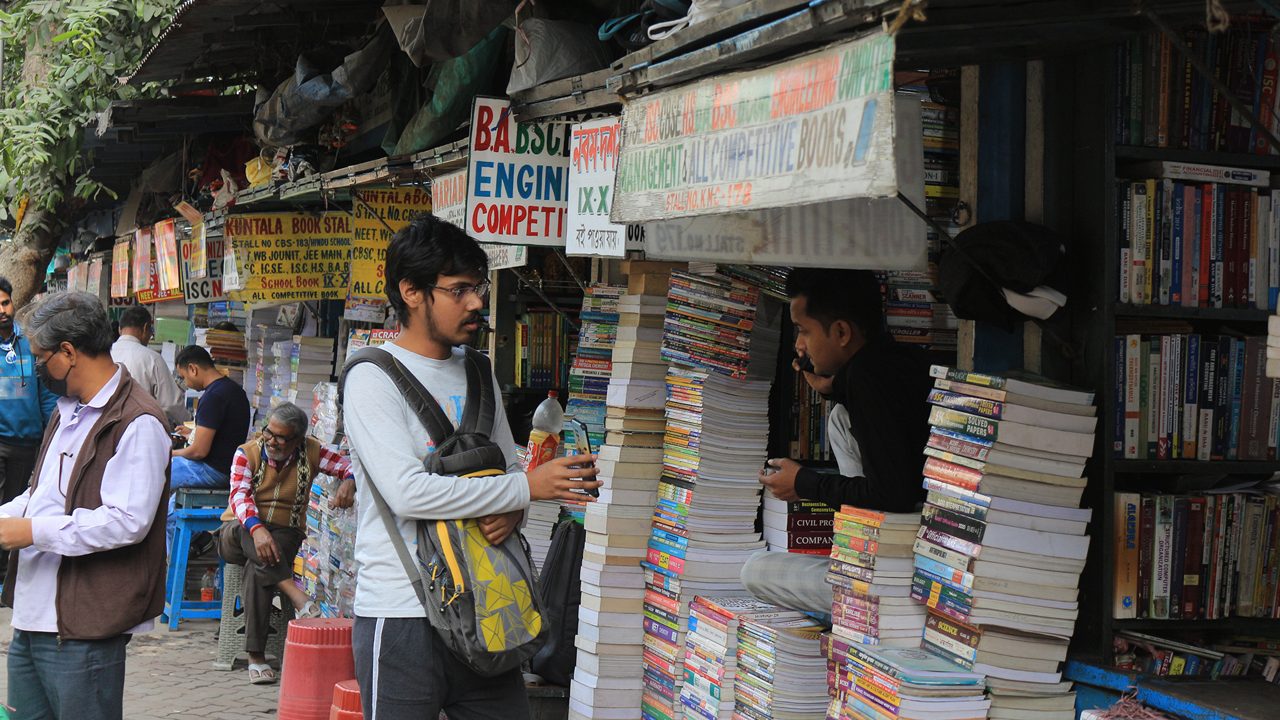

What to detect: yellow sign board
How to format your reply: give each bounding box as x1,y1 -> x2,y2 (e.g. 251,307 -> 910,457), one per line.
348,187 -> 432,302
226,213 -> 352,303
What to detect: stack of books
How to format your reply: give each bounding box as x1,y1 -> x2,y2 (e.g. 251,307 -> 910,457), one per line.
568,284 -> 623,450
290,335 -> 334,408
641,271 -> 783,720
734,612 -> 828,719
912,366 -> 1096,720
762,495 -> 834,555
838,645 -> 989,720
828,508 -> 927,649
247,324 -> 293,420
1270,316 -> 1280,378
570,262 -> 682,720
308,382 -> 340,444
679,597 -> 788,720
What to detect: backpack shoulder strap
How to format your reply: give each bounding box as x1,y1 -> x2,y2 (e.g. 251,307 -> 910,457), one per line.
457,347 -> 497,437
339,347 -> 453,447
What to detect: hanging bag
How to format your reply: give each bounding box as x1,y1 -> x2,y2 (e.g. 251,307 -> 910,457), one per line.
339,347 -> 548,676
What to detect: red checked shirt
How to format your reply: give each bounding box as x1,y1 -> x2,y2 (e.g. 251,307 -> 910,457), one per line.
228,443 -> 354,532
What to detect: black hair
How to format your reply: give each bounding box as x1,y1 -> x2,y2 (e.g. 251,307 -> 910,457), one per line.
212,321 -> 240,332
175,344 -> 216,370
785,268 -> 886,340
0,276 -> 11,298
385,213 -> 489,324
118,306 -> 153,330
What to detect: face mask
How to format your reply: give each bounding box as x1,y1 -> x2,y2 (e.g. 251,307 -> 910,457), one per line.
37,355 -> 73,397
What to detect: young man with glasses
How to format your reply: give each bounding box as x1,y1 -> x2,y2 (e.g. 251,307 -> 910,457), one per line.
0,276 -> 58,505
217,401 -> 355,684
343,213 -> 601,720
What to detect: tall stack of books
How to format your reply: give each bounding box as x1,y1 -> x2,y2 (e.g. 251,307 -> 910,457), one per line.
569,285 -> 624,450
290,335 -> 334,408
762,495 -> 834,555
570,262 -> 682,720
734,611 -> 828,719
246,324 -> 293,420
828,508 -> 927,648
679,597 -> 788,720
641,270 -> 782,720
838,645 -> 989,720
913,366 -> 1096,720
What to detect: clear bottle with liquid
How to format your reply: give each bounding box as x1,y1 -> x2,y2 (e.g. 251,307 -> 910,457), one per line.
524,391 -> 563,471
200,567 -> 217,602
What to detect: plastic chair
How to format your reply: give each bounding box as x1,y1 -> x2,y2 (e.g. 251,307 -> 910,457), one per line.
161,488 -> 228,630
213,563 -> 293,670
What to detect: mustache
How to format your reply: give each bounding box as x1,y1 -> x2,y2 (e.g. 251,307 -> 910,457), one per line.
463,315 -> 487,328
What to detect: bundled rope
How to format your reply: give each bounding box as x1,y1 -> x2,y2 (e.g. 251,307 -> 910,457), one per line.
886,0 -> 927,35
1093,690 -> 1175,720
1205,0 -> 1230,33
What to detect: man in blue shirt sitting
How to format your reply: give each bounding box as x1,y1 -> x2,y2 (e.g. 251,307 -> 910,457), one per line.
170,345 -> 250,549
0,277 -> 57,505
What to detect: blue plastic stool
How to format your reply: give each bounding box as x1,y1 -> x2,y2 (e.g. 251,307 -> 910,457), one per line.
162,489 -> 228,630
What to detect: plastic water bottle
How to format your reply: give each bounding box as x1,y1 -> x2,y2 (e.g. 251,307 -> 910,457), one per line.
524,391 -> 563,471
200,568 -> 217,602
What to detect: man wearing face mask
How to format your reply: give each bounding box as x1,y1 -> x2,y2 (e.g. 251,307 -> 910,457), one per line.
0,277 -> 58,505
0,292 -> 171,720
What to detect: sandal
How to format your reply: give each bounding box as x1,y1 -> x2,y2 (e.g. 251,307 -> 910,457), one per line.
248,663 -> 278,685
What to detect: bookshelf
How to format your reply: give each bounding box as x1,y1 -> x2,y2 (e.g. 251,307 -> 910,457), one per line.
1072,35 -> 1280,676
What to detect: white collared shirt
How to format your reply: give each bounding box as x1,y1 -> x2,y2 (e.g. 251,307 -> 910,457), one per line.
111,335 -> 187,427
0,367 -> 171,633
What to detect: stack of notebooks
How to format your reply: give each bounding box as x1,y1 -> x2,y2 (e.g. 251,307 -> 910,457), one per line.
289,335 -> 334,408
734,611 -> 828,719
570,262 -> 682,720
828,508 -> 927,649
679,597 -> 788,720
837,645 -> 989,720
568,284 -> 623,450
912,366 -> 1097,720
762,495 -> 834,555
641,270 -> 782,720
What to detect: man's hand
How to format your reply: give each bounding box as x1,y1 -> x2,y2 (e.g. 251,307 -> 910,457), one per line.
793,359 -> 835,397
0,518 -> 33,551
477,510 -> 523,545
174,425 -> 193,438
760,458 -> 803,502
526,454 -> 602,502
251,526 -> 281,566
331,479 -> 356,509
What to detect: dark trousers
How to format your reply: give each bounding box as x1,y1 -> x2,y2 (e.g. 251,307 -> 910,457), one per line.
216,520 -> 305,654
7,629 -> 129,720
353,616 -> 530,720
0,441 -> 38,504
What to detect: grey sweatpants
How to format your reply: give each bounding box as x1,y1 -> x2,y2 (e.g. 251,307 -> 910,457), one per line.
353,616 -> 530,720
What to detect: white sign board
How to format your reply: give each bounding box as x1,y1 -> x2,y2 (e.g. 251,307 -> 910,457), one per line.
642,95 -> 928,270
482,243 -> 529,270
465,96 -> 571,246
614,31 -> 898,223
183,231 -> 227,304
566,117 -> 628,258
433,169 -> 470,231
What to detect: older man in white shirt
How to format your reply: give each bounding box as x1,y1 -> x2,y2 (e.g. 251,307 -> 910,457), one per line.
111,305 -> 187,429
0,292 -> 171,720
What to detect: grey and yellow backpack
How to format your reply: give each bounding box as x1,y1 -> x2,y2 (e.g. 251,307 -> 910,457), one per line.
340,346 -> 547,676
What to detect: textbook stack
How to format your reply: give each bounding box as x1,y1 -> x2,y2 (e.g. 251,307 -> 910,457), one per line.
570,262 -> 681,720
734,611 -> 828,718
762,495 -> 834,555
247,324 -> 294,419
829,508 -> 927,648
678,597 -> 789,720
641,270 -> 783,720
568,284 -> 624,450
913,366 -> 1097,720
837,645 -> 989,720
289,335 -> 335,408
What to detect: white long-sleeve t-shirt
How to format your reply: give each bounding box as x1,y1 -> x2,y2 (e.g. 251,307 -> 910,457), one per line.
342,342 -> 528,618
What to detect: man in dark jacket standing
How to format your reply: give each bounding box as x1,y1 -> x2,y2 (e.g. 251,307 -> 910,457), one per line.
0,292 -> 171,720
0,277 -> 58,504
746,269 -> 934,612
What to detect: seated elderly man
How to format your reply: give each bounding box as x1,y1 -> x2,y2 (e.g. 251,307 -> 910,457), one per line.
217,402 -> 355,685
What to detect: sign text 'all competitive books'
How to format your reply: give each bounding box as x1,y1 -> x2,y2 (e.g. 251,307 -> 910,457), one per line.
466,96 -> 571,247
225,213 -> 352,303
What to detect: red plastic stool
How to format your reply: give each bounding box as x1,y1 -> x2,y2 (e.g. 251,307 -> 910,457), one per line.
330,679 -> 362,720
277,618 -> 356,720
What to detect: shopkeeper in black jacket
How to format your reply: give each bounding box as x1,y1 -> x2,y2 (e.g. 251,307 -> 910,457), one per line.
743,268 -> 934,613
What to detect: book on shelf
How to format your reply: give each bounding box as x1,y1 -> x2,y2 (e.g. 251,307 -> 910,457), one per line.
762,494 -> 835,554
1114,332 -> 1280,460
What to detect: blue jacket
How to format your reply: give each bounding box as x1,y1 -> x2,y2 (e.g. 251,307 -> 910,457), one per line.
0,324 -> 58,445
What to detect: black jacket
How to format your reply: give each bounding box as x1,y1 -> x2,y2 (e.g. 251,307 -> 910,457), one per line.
793,338 -> 934,512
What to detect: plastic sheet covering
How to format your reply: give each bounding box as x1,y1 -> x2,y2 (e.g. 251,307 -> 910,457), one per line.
389,26 -> 508,157
253,29 -> 394,147
382,1 -> 520,67
506,19 -> 612,95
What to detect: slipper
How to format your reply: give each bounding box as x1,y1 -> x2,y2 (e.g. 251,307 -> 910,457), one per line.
248,663 -> 277,685
297,600 -> 321,619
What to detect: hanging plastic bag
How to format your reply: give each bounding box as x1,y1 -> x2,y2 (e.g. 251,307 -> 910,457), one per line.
648,0 -> 752,40
244,151 -> 273,188
507,19 -> 613,95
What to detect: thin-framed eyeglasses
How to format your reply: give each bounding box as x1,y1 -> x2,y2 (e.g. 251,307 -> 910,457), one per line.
426,281 -> 490,301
